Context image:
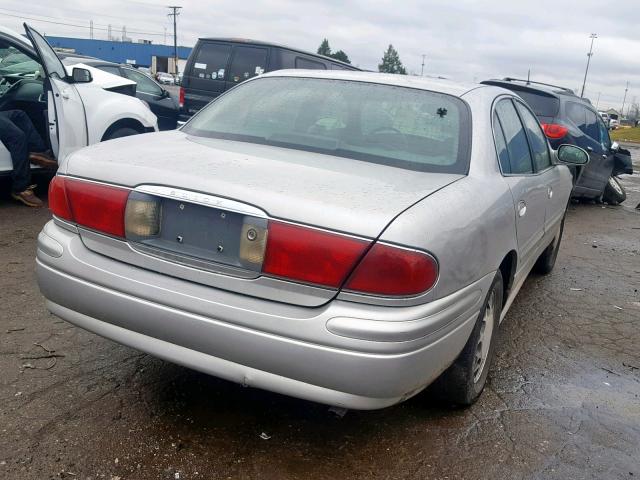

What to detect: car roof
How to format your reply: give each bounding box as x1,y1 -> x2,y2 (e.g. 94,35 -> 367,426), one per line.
260,69 -> 480,97
482,77 -> 586,99
196,37 -> 357,70
482,78 -> 600,108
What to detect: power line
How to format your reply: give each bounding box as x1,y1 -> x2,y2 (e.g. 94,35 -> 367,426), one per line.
0,11 -> 167,37
0,6 -> 169,32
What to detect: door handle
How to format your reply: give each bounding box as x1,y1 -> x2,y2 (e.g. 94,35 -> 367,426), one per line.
601,154 -> 607,159
547,187 -> 553,199
60,89 -> 70,99
517,200 -> 527,217
586,146 -> 594,152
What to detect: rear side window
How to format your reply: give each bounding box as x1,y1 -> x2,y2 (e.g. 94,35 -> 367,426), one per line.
96,65 -> 122,76
493,112 -> 512,174
122,68 -> 164,96
515,102 -> 551,170
295,57 -> 326,70
512,90 -> 560,118
229,46 -> 268,84
495,99 -> 533,174
566,102 -> 599,141
192,43 -> 232,80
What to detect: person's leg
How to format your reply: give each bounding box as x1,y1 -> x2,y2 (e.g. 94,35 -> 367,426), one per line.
0,114 -> 43,207
0,115 -> 30,192
4,110 -> 47,152
3,110 -> 56,168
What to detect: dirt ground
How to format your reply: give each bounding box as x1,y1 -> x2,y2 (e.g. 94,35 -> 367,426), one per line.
1,148 -> 639,480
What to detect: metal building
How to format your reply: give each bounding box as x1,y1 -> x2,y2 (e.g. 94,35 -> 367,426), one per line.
45,36 -> 192,74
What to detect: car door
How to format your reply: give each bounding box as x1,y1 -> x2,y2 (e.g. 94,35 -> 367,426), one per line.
514,100 -> 568,233
493,98 -> 547,266
565,101 -> 614,195
225,45 -> 269,91
24,24 -> 87,161
121,67 -> 178,130
184,42 -> 232,114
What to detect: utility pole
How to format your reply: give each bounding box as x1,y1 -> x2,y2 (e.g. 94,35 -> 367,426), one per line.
596,92 -> 601,109
621,81 -> 629,116
168,6 -> 182,76
420,54 -> 426,76
580,33 -> 597,98
108,24 -> 112,41
90,20 -> 94,39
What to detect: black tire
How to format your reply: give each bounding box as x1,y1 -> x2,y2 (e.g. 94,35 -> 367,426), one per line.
534,211 -> 566,275
602,176 -> 626,205
432,270 -> 503,406
104,127 -> 140,140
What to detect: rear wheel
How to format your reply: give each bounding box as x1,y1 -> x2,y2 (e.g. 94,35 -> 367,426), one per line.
104,127 -> 140,141
602,176 -> 626,205
432,270 -> 503,406
534,211 -> 566,275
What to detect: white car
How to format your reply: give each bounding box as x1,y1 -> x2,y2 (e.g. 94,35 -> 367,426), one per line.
156,72 -> 175,85
0,24 -> 158,174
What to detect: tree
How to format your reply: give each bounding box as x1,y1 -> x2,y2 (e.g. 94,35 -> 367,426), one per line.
317,39 -> 331,56
317,39 -> 352,64
330,50 -> 351,64
378,44 -> 407,75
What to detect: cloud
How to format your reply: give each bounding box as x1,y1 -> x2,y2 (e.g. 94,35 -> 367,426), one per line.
2,0 -> 639,109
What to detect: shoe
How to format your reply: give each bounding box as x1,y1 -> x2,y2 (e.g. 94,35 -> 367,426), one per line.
11,185 -> 43,207
29,151 -> 57,169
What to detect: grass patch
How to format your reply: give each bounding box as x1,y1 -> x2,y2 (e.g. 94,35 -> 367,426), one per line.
610,126 -> 640,143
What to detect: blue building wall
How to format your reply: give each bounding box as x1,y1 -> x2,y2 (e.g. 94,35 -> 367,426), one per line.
45,36 -> 192,68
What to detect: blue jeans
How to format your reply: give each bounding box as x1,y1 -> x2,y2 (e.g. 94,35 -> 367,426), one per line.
0,110 -> 47,193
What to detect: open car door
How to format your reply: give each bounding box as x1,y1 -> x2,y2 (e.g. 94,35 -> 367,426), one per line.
23,24 -> 87,161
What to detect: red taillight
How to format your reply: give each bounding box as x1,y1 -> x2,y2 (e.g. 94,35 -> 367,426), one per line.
179,86 -> 185,108
263,221 -> 369,288
344,243 -> 438,296
48,176 -> 72,221
49,177 -> 129,238
541,123 -> 568,140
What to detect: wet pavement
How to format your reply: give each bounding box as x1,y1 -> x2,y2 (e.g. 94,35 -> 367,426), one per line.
1,148 -> 639,480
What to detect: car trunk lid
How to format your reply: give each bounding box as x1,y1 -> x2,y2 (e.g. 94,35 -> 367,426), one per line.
63,131 -> 463,306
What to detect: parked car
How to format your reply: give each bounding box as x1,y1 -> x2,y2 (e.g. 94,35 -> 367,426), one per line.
156,72 -> 175,85
179,38 -> 360,120
482,78 -> 633,204
60,56 -> 179,131
0,24 -> 157,176
37,71 -> 588,409
598,111 -> 610,128
609,118 -> 620,130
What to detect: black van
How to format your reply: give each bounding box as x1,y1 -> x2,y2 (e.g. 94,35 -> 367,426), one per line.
179,38 -> 360,120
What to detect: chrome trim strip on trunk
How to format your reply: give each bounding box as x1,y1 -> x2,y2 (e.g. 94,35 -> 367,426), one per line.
135,185 -> 268,219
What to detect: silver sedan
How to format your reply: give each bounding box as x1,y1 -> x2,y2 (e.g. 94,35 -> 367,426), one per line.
36,71 -> 588,409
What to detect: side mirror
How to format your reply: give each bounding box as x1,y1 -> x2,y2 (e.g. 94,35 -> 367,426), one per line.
556,144 -> 589,165
161,89 -> 171,98
611,141 -> 620,152
71,67 -> 92,83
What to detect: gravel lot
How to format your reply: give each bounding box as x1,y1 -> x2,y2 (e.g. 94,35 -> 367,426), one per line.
1,147 -> 639,480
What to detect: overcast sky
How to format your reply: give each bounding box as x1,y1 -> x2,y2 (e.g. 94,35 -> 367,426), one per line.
2,0 -> 639,111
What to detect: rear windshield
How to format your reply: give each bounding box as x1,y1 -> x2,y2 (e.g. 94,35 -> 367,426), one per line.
182,77 -> 471,173
512,90 -> 559,118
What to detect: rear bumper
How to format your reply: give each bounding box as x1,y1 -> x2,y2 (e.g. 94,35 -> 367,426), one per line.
36,220 -> 492,409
